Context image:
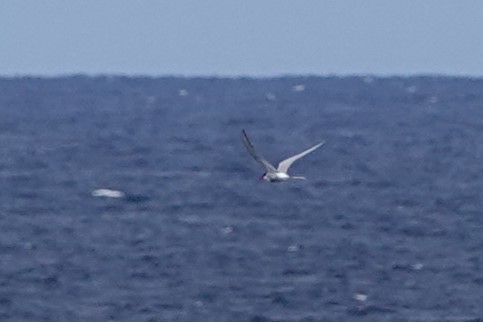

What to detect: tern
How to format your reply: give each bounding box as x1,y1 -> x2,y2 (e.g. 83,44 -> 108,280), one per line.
241,129 -> 324,182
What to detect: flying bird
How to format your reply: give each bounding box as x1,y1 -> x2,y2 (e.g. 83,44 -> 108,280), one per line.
241,129 -> 324,182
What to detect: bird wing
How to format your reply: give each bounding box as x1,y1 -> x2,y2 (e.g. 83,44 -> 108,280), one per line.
241,130 -> 277,173
277,141 -> 325,174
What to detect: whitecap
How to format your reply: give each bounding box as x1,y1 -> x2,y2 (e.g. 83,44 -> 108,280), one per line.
91,188 -> 125,198
354,293 -> 368,302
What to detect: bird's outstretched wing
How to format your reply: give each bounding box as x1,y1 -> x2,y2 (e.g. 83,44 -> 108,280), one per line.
277,141 -> 325,174
241,130 -> 277,173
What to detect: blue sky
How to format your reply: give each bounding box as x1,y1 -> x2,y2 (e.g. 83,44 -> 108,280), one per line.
1,1 -> 482,76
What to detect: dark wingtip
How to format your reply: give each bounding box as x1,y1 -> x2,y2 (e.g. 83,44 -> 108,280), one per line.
241,129 -> 249,140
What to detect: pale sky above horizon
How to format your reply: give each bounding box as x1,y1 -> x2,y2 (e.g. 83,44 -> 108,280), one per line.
1,1 -> 483,77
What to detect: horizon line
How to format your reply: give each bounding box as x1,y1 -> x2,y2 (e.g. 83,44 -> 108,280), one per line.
1,72 -> 483,80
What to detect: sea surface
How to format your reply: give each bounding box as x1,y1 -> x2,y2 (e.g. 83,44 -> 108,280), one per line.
1,76 -> 483,321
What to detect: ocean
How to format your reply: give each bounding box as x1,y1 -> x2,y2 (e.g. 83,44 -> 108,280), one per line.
1,76 -> 483,321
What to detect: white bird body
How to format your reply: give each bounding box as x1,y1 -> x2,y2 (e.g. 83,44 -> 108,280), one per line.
263,171 -> 290,182
241,130 -> 324,182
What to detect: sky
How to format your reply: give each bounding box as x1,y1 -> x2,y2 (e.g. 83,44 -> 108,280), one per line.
1,1 -> 483,77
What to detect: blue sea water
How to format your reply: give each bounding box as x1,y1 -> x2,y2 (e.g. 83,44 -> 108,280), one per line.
1,76 -> 483,321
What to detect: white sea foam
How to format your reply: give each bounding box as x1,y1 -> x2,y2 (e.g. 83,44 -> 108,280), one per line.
221,226 -> 234,235
287,244 -> 299,252
428,96 -> 438,104
265,92 -> 276,101
354,293 -> 368,302
92,188 -> 125,198
406,85 -> 417,94
363,76 -> 374,84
